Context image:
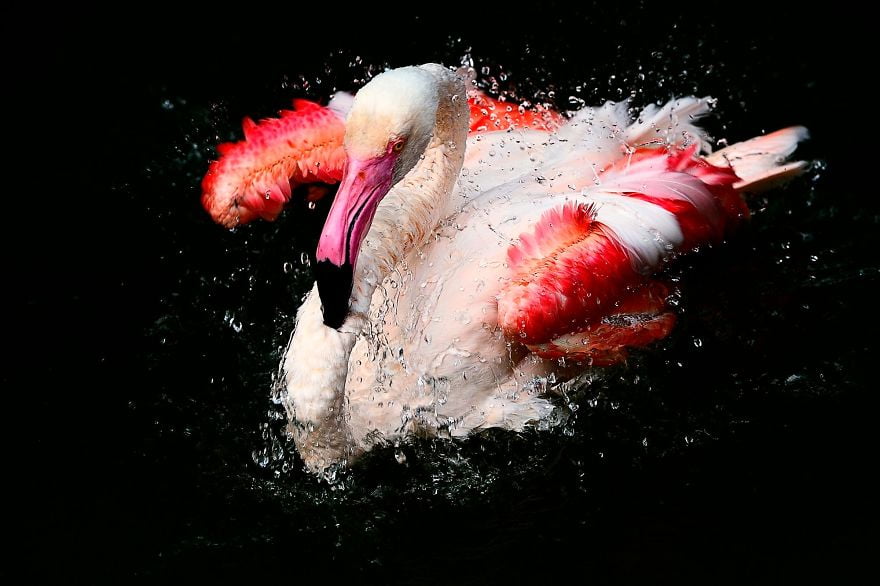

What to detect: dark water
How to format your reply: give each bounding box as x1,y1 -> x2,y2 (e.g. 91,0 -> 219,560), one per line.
10,5 -> 876,584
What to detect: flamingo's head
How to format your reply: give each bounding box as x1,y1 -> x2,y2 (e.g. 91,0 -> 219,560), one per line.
315,66 -> 441,328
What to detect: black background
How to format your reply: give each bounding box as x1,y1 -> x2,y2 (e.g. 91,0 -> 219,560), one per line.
7,3 -> 876,584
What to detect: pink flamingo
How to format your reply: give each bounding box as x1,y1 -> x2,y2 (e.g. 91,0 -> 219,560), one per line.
203,64 -> 807,471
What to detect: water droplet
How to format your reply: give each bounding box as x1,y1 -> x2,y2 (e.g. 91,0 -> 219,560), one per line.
225,311 -> 243,333
300,252 -> 311,266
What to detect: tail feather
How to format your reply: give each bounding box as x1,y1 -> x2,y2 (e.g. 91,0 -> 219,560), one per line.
707,126 -> 809,192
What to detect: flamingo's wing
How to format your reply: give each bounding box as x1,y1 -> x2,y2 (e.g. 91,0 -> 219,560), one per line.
202,97 -> 348,228
498,136 -> 805,365
526,281 -> 677,366
467,92 -> 562,133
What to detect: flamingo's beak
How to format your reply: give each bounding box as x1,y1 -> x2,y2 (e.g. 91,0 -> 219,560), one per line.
315,153 -> 396,329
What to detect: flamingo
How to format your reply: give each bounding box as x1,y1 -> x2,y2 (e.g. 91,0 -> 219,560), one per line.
202,64 -> 807,472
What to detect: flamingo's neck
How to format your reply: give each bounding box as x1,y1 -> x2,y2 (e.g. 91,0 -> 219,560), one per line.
347,66 -> 469,321
282,67 -> 468,469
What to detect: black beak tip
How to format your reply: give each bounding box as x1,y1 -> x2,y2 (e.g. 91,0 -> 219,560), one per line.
315,260 -> 354,330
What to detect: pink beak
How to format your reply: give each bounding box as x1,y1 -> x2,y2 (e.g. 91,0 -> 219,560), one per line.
315,153 -> 396,328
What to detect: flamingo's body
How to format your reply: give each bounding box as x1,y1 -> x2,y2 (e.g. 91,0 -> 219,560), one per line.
202,64 -> 807,471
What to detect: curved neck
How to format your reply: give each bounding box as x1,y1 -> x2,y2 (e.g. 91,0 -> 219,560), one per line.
346,66 -> 469,321
283,67 -> 468,468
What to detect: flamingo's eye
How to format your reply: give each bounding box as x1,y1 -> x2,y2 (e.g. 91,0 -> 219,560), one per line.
390,138 -> 406,153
